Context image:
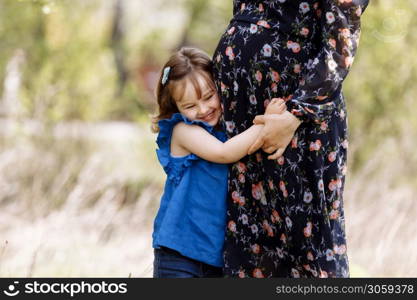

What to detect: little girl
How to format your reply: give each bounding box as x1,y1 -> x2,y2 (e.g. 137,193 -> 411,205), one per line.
151,47 -> 286,278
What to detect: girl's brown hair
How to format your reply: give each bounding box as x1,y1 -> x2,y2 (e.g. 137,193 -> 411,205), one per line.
151,47 -> 216,133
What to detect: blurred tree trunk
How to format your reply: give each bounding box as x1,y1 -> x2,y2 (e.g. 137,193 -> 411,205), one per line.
111,0 -> 127,97
0,49 -> 25,118
177,0 -> 208,48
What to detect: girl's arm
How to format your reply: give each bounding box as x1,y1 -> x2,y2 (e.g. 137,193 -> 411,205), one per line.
172,123 -> 263,164
172,98 -> 287,164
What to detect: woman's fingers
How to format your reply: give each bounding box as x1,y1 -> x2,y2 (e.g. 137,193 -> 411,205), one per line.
268,148 -> 285,160
277,102 -> 287,114
248,137 -> 264,155
271,98 -> 285,105
263,146 -> 277,154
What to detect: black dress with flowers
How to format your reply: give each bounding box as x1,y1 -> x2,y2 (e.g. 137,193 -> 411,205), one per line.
212,0 -> 369,278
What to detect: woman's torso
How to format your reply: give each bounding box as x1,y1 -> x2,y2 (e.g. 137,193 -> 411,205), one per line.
213,0 -> 330,135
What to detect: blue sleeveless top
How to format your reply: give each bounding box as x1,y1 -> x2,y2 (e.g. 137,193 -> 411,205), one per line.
152,113 -> 228,267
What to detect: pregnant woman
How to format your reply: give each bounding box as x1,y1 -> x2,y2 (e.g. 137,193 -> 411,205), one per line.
212,0 -> 369,277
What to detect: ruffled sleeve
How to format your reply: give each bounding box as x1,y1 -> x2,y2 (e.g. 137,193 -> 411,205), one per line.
156,113 -> 222,185
286,0 -> 369,124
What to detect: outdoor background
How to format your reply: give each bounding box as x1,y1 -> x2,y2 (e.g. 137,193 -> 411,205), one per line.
0,0 -> 416,277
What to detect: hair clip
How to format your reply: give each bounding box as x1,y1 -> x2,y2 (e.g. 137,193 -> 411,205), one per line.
161,66 -> 171,85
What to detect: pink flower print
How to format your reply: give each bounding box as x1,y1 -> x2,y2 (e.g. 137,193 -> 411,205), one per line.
220,82 -> 227,92
280,233 -> 287,244
238,270 -> 246,278
342,139 -> 349,149
332,200 -> 340,209
225,121 -> 235,133
232,191 -> 245,206
252,268 -> 265,278
249,94 -> 257,105
225,46 -> 235,60
300,27 -> 310,37
336,178 -> 342,188
263,44 -> 272,57
291,136 -> 298,148
237,162 -> 247,173
328,179 -> 337,191
320,121 -> 328,131
238,173 -> 245,183
240,3 -> 245,11
270,70 -> 280,82
228,220 -> 237,232
328,151 -> 336,162
356,6 -> 362,17
329,38 -> 337,49
325,249 -> 335,261
333,244 -> 345,255
345,56 -> 354,68
255,70 -> 263,82
307,251 -> 314,261
277,156 -> 285,165
252,244 -> 261,254
339,28 -> 351,39
250,24 -> 258,34
320,270 -> 329,278
291,268 -> 301,278
271,209 -> 281,223
318,179 -> 324,191
262,220 -> 274,237
227,26 -> 235,35
287,40 -> 301,53
241,214 -> 248,225
303,190 -> 313,203
299,2 -> 310,14
309,139 -> 321,151
232,191 -> 240,203
303,221 -> 312,237
258,3 -> 264,12
293,64 -> 301,74
329,209 -> 339,220
326,12 -> 335,24
251,224 -> 258,234
252,182 -> 264,200
257,20 -> 270,29
279,181 -> 288,198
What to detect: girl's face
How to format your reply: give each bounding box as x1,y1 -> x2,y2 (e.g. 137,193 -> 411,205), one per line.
173,72 -> 222,127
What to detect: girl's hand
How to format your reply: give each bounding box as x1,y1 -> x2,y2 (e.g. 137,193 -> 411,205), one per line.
247,111 -> 301,159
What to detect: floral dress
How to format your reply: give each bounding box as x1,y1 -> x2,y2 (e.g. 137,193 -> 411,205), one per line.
212,0 -> 369,278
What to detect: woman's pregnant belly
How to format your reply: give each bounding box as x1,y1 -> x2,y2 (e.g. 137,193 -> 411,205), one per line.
212,20 -> 320,132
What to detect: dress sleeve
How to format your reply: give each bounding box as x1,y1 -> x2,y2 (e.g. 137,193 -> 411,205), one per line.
286,0 -> 370,123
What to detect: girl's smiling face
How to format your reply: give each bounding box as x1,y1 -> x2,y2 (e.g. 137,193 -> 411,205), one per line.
172,72 -> 222,126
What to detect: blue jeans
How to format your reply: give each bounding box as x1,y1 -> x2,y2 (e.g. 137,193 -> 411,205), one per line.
153,247 -> 223,278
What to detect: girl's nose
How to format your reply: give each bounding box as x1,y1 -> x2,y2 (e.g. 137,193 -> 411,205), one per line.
198,103 -> 210,116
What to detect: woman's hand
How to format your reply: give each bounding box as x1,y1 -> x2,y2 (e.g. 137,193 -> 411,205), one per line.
247,111 -> 302,159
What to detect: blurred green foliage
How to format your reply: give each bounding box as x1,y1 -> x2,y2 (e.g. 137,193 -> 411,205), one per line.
0,0 -> 416,172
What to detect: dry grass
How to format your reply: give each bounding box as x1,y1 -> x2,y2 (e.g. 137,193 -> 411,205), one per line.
0,119 -> 416,277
